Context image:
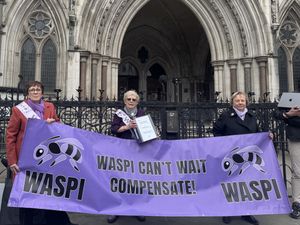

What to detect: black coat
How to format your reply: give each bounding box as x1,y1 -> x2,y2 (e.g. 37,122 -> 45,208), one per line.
111,109 -> 144,139
213,108 -> 259,136
274,110 -> 300,141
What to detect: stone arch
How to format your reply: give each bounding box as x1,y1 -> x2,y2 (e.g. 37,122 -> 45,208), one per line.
77,0 -> 272,100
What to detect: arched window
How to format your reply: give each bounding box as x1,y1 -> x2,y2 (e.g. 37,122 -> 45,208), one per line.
278,47 -> 288,93
20,38 -> 36,84
41,39 -> 57,92
293,47 -> 300,91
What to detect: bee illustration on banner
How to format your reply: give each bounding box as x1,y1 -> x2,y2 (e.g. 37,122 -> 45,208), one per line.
222,145 -> 265,176
33,136 -> 84,172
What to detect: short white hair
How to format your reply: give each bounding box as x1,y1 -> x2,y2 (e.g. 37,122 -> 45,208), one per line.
123,90 -> 140,102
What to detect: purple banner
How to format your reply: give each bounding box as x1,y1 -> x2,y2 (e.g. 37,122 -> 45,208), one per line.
9,119 -> 291,216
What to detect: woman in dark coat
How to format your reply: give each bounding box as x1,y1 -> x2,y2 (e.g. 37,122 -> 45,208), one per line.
213,91 -> 260,225
108,90 -> 146,223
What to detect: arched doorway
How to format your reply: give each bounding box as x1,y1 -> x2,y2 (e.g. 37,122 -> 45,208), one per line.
119,0 -> 212,102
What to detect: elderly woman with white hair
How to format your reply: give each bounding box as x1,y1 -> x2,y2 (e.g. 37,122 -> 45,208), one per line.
108,90 -> 146,223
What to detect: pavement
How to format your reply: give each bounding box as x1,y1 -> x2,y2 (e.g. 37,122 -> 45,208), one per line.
68,212 -> 299,225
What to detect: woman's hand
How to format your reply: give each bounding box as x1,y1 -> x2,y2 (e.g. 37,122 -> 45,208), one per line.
10,163 -> 20,174
128,120 -> 137,129
268,132 -> 274,140
46,118 -> 56,123
284,106 -> 300,118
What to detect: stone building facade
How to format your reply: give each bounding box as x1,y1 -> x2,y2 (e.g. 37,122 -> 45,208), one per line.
0,0 -> 299,102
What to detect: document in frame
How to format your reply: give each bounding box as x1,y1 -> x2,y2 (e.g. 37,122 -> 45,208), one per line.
135,114 -> 159,143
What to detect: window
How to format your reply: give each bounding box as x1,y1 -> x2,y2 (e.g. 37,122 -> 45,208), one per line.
278,47 -> 288,93
293,47 -> 300,91
41,39 -> 57,92
20,38 -> 36,84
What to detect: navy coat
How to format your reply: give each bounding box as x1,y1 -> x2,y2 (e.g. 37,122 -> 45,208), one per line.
213,108 -> 259,136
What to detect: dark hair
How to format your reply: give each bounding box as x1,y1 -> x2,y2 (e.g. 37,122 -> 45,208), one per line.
25,81 -> 44,95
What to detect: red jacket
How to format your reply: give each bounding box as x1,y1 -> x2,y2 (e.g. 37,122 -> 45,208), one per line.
6,101 -> 59,166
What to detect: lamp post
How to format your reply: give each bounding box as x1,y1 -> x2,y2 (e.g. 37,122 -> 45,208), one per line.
172,78 -> 181,103
215,91 -> 221,102
248,91 -> 255,103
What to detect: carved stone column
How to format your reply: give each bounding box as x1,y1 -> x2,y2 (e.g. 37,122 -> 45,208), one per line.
211,60 -> 225,101
91,53 -> 100,99
68,0 -> 76,50
241,58 -> 253,94
0,0 -> 6,77
101,56 -> 109,99
80,51 -> 90,98
227,59 -> 238,93
255,56 -> 268,99
111,57 -> 120,100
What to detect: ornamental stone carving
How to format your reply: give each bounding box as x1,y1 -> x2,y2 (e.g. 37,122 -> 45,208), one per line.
27,11 -> 52,39
208,0 -> 233,58
279,21 -> 300,48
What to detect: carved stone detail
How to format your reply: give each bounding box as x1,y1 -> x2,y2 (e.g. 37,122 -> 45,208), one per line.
279,21 -> 300,48
271,0 -> 279,31
225,0 -> 248,56
106,0 -> 130,52
208,0 -> 233,58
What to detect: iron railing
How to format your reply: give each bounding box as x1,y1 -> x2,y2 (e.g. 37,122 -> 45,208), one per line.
0,89 -> 290,191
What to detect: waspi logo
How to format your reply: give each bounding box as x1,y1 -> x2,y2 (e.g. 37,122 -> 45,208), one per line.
222,145 -> 265,176
33,136 -> 84,172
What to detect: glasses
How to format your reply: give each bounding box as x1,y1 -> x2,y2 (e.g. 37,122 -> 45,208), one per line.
28,88 -> 42,93
127,98 -> 137,102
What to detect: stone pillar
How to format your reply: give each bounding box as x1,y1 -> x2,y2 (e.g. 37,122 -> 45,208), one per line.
0,0 -> 5,77
80,51 -> 90,99
255,56 -> 268,99
227,59 -> 238,94
111,57 -> 120,100
101,56 -> 109,99
211,60 -> 225,101
91,53 -> 100,100
241,58 -> 253,94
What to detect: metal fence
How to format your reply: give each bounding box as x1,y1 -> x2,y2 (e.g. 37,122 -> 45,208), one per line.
0,89 -> 291,189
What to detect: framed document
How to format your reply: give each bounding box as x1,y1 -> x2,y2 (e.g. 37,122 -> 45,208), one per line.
135,114 -> 159,143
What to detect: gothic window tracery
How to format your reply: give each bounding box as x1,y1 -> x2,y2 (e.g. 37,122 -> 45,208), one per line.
279,21 -> 299,48
28,11 -> 52,38
20,9 -> 57,92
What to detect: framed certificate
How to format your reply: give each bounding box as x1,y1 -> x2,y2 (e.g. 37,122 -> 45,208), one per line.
135,114 -> 159,143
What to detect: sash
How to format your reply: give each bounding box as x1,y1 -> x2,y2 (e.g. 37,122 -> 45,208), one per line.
115,109 -> 140,140
16,102 -> 41,120
115,109 -> 131,125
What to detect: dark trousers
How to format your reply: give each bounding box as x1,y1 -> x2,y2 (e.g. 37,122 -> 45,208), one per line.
0,169 -> 20,225
20,208 -> 71,225
1,169 -> 71,225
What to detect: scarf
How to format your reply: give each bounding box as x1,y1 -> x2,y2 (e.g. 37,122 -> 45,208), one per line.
27,99 -> 45,119
124,107 -> 137,118
233,107 -> 248,121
